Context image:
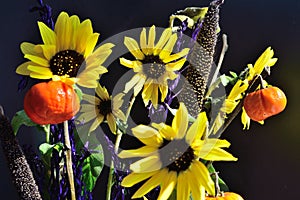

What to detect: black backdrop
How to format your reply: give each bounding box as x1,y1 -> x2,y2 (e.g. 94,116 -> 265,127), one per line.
0,0 -> 299,199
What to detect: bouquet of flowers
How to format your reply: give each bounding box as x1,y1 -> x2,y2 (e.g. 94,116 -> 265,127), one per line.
0,0 -> 287,199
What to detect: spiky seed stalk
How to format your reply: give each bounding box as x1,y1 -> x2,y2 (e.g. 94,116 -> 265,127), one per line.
179,0 -> 224,118
0,106 -> 42,200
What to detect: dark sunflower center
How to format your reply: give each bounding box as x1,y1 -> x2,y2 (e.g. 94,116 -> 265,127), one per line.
142,55 -> 166,79
49,50 -> 85,77
159,139 -> 195,173
97,99 -> 112,116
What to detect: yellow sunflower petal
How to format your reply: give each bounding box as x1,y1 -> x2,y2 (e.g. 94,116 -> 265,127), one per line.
134,76 -> 146,97
38,21 -> 56,45
80,104 -> 96,113
76,70 -> 100,86
222,99 -> 238,114
76,19 -> 93,54
159,84 -> 168,102
95,84 -> 110,100
253,47 -> 273,74
107,113 -> 116,133
227,79 -> 248,101
241,107 -> 251,130
152,123 -> 176,140
140,28 -> 148,54
24,54 -> 49,67
124,37 -> 145,60
84,33 -> 99,58
130,154 -> 162,173
112,93 -> 124,109
132,125 -> 163,147
118,146 -> 158,158
203,139 -> 231,149
121,171 -> 159,187
52,75 -> 77,86
30,72 -> 52,79
177,171 -> 190,200
163,48 -> 189,63
186,169 -> 202,200
142,83 -> 156,107
82,94 -> 100,105
54,12 -> 71,51
69,15 -> 80,50
132,169 -> 167,199
20,42 -> 39,56
159,33 -> 177,60
89,115 -> 104,132
35,45 -> 56,60
186,112 -> 207,144
113,110 -> 126,122
165,58 -> 186,71
157,170 -> 177,200
153,28 -> 172,56
191,161 -> 215,196
199,146 -> 238,161
173,103 -> 188,139
81,65 -> 108,77
141,82 -> 153,105
119,58 -> 142,69
77,111 -> 97,124
268,58 -> 278,67
77,78 -> 99,88
124,74 -> 145,95
86,43 -> 114,66
16,61 -> 32,75
146,25 -> 156,55
165,71 -> 178,80
27,65 -> 52,76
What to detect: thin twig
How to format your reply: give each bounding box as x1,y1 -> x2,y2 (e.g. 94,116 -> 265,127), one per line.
63,120 -> 76,200
210,34 -> 228,87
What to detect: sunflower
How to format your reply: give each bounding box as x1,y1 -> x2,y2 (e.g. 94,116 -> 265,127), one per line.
119,103 -> 237,199
16,12 -> 113,88
77,83 -> 125,133
120,25 -> 190,108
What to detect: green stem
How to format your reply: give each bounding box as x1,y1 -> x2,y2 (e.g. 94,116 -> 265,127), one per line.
63,120 -> 76,200
45,128 -> 50,144
106,94 -> 136,200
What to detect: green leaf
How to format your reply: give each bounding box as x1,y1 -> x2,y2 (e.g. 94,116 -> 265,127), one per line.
218,176 -> 229,192
11,110 -> 37,135
73,84 -> 83,101
229,71 -> 238,78
53,142 -> 64,152
11,110 -> 50,136
39,142 -> 64,155
82,142 -> 104,192
74,124 -> 104,192
219,74 -> 231,86
39,143 -> 55,155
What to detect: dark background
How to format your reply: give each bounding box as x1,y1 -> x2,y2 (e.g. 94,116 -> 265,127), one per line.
0,0 -> 299,199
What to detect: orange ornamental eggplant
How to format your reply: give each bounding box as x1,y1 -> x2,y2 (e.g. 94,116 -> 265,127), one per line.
205,192 -> 244,200
243,86 -> 287,122
24,81 -> 80,125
